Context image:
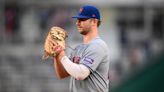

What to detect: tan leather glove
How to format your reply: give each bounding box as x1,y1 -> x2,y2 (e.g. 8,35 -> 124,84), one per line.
42,26 -> 67,59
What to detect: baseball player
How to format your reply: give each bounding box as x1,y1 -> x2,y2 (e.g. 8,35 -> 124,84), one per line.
51,5 -> 110,92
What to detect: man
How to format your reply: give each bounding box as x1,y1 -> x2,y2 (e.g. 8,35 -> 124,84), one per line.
50,5 -> 110,92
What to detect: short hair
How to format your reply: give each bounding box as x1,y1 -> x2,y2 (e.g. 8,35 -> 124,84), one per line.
97,20 -> 101,27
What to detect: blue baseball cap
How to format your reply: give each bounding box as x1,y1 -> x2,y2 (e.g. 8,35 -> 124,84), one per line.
72,5 -> 101,20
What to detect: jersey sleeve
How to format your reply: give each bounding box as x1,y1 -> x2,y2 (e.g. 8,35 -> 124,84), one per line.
80,43 -> 107,71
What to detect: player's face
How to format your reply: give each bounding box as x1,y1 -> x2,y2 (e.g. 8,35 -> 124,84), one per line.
76,18 -> 92,35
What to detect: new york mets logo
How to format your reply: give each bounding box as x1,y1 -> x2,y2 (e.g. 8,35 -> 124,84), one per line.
72,56 -> 81,64
79,8 -> 83,12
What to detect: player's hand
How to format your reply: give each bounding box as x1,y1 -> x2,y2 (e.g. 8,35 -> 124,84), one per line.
42,26 -> 67,59
48,38 -> 63,57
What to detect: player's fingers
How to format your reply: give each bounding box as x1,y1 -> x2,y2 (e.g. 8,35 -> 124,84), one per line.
48,39 -> 61,52
49,41 -> 54,48
48,38 -> 58,46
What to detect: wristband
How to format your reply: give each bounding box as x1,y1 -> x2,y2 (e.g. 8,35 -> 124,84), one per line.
61,56 -> 68,62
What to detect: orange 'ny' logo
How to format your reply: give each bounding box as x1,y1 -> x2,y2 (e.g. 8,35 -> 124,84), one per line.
79,8 -> 83,12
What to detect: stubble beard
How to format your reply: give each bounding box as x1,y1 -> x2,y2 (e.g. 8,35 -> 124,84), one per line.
78,27 -> 91,35
80,30 -> 89,35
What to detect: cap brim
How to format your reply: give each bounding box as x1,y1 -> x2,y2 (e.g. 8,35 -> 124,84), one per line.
72,15 -> 90,19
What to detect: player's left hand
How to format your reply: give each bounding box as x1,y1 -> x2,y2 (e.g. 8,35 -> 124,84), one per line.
42,26 -> 67,59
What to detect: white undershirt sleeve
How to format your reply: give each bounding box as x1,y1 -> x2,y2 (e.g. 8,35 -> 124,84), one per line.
60,56 -> 90,80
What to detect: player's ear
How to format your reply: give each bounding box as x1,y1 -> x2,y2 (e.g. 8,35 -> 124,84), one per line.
91,19 -> 98,26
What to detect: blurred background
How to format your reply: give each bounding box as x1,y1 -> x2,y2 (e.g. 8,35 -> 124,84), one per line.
0,0 -> 164,92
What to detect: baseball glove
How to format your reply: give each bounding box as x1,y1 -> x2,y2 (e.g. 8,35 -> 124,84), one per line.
42,26 -> 68,59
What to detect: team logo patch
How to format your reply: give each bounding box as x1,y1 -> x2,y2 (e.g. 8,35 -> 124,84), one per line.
84,57 -> 94,64
79,8 -> 83,12
72,56 -> 81,64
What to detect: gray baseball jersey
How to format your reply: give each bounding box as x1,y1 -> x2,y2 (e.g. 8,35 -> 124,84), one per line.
69,37 -> 110,92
